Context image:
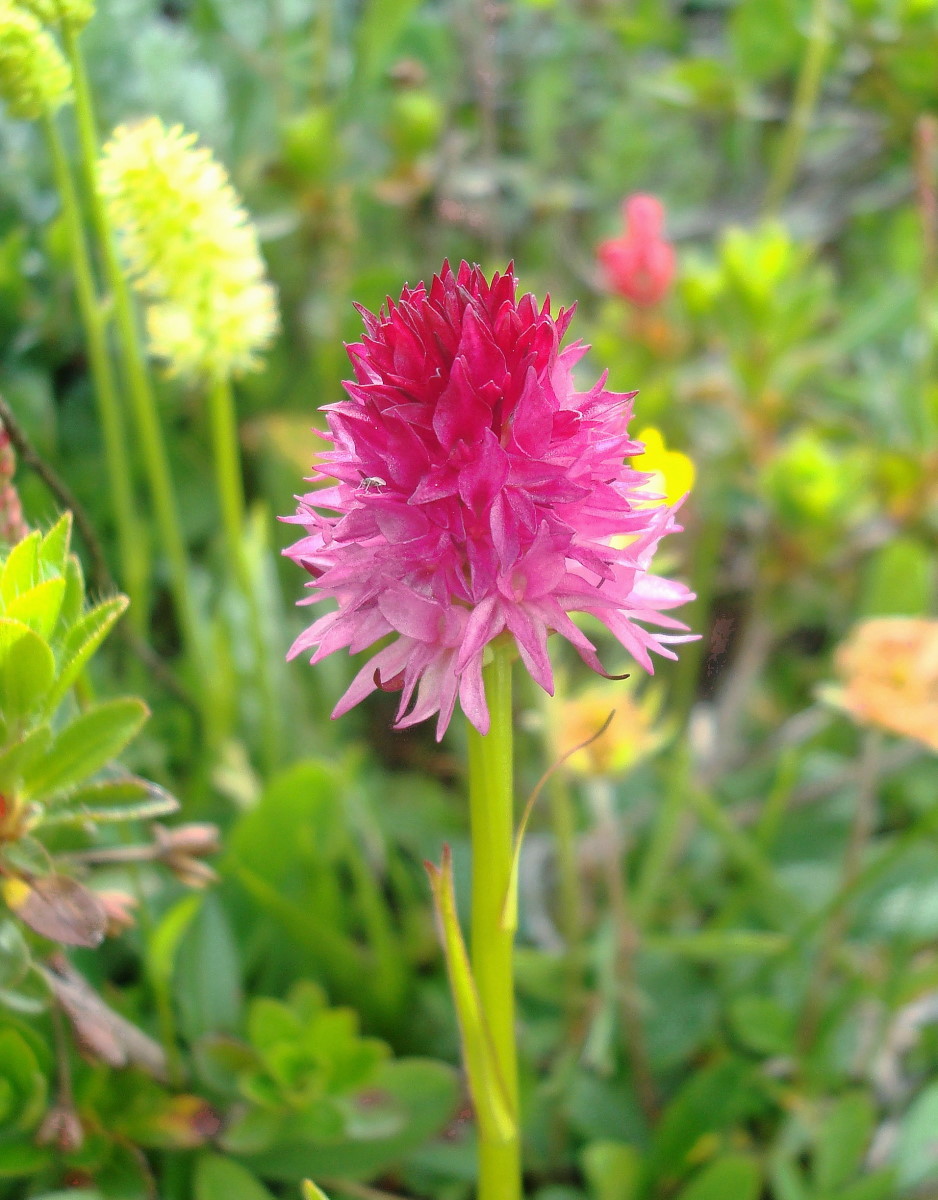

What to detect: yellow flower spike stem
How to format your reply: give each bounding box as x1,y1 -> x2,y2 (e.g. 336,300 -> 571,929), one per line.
208,374 -> 281,771
466,641 -> 522,1200
42,114 -> 148,632
59,23 -> 211,725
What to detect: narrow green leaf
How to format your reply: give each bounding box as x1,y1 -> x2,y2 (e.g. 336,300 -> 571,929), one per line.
37,774 -> 178,816
46,595 -> 129,711
425,846 -> 515,1145
22,697 -> 148,800
0,531 -> 40,603
0,726 -> 52,794
58,554 -> 84,631
146,894 -> 201,990
38,793 -> 180,828
37,511 -> 72,576
0,618 -> 56,724
302,1183 -> 330,1200
5,578 -> 66,640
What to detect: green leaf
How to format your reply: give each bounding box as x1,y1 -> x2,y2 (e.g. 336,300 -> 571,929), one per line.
891,1081 -> 938,1189
302,1184 -> 330,1200
354,0 -> 423,87
0,532 -> 40,604
23,697 -> 148,800
0,619 -> 55,725
46,595 -> 129,711
57,554 -> 84,631
859,536 -> 934,617
674,1155 -> 761,1200
233,1058 -> 458,1181
813,1093 -> 875,1193
0,726 -> 52,793
581,1141 -> 642,1200
175,893 -> 243,1042
194,1154 -> 276,1200
37,510 -> 72,576
0,1028 -> 47,1130
36,775 -> 179,826
146,893 -> 201,991
0,1141 -> 50,1176
5,578 -> 65,640
646,1060 -> 761,1184
0,918 -> 30,990
833,1169 -> 898,1200
728,995 -> 794,1057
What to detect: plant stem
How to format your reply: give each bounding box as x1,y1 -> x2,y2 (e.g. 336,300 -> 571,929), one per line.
763,0 -> 832,214
207,374 -> 281,769
42,115 -> 147,630
61,24 -> 205,682
467,643 -> 521,1200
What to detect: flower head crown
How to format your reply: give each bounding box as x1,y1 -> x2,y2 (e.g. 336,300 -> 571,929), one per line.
285,261 -> 693,739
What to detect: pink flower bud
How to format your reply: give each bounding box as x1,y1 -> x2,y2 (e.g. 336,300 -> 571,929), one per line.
598,193 -> 676,308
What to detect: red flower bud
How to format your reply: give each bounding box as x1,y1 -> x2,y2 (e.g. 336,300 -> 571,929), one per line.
597,192 -> 676,308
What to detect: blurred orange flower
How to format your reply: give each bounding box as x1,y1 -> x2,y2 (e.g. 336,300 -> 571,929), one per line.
833,618 -> 938,752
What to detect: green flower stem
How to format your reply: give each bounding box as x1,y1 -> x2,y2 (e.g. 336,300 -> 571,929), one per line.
467,643 -> 521,1200
207,374 -> 281,770
61,24 -> 205,683
42,115 -> 148,631
763,0 -> 832,214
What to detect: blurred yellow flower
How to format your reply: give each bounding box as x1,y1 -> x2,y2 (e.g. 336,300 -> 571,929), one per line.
14,0 -> 95,30
831,618 -> 938,753
98,118 -> 279,382
634,426 -> 695,507
0,3 -> 71,119
553,680 -> 666,777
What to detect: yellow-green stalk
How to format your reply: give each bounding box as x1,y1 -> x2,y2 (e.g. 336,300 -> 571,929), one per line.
0,3 -> 147,624
466,643 -> 521,1200
43,115 -> 149,631
59,27 -> 210,729
98,117 -> 281,767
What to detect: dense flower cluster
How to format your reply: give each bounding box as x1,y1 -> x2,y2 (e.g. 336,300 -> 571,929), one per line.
14,0 -> 95,30
285,261 -> 693,739
0,2 -> 71,119
597,194 -> 675,308
98,118 -> 279,382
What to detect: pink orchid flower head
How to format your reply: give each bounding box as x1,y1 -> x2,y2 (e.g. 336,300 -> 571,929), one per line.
597,192 -> 676,307
284,261 -> 694,740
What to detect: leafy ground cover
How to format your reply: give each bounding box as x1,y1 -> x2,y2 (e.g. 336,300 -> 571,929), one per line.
1,0 -> 938,1197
